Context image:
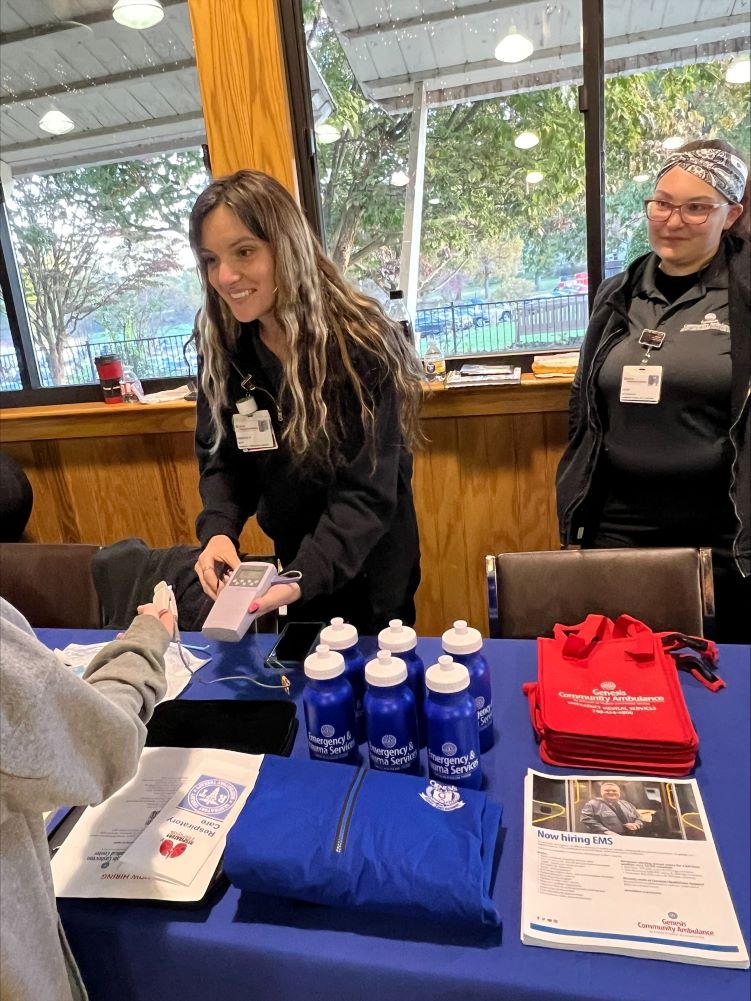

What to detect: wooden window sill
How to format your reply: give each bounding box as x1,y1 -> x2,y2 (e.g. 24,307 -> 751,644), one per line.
0,376 -> 572,442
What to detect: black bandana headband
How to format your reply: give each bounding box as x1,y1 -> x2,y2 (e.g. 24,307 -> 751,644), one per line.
656,147 -> 748,204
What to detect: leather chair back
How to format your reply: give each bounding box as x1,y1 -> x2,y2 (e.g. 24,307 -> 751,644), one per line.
0,543 -> 102,628
485,547 -> 714,639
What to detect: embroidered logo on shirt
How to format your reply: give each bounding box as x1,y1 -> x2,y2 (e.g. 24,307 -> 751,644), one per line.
419,780 -> 466,812
679,312 -> 729,333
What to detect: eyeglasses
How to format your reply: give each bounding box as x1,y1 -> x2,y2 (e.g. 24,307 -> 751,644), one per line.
644,198 -> 727,225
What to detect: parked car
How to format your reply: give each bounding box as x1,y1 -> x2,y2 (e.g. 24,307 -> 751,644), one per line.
415,313 -> 449,339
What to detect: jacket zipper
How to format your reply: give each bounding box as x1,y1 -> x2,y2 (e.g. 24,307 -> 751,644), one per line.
728,384 -> 751,577
332,766 -> 367,854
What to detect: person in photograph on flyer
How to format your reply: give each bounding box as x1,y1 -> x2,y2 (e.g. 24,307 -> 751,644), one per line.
580,781 -> 645,835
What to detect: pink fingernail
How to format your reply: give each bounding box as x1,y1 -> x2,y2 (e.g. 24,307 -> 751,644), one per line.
249,602 -> 259,613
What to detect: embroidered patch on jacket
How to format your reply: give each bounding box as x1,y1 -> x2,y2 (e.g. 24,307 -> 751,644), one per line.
679,312 -> 730,333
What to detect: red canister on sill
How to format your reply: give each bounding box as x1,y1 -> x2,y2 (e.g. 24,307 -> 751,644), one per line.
94,355 -> 124,404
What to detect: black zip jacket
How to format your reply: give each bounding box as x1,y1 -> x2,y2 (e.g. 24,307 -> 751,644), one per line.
194,324 -> 421,631
556,234 -> 750,577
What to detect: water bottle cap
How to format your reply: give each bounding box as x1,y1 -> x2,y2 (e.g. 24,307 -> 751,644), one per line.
441,619 -> 483,655
319,616 -> 359,650
304,643 -> 345,680
425,655 -> 470,694
377,618 -> 417,653
365,649 -> 407,687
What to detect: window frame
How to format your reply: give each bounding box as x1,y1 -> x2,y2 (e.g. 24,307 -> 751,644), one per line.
0,1 -> 606,403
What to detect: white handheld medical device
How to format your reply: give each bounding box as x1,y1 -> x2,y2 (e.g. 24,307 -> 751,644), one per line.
201,562 -> 278,642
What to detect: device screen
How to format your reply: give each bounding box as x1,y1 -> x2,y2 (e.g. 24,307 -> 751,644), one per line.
265,621 -> 324,669
230,566 -> 269,587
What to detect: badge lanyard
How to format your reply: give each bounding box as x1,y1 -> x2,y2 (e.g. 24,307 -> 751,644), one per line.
230,363 -> 281,452
619,328 -> 665,405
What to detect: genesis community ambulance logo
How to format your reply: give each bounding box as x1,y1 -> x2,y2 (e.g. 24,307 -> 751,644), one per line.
419,780 -> 466,812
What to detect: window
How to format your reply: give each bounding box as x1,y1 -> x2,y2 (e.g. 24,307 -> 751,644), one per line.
603,5 -> 750,270
0,0 -> 209,402
302,0 -> 587,358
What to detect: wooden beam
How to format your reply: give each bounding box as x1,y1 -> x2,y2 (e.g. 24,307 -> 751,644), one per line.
377,34 -> 750,110
363,14 -> 750,96
0,60 -> 196,109
342,0 -> 520,41
187,0 -> 297,191
0,0 -> 187,54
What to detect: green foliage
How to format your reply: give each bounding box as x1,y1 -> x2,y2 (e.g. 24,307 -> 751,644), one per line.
8,152 -> 206,383
306,2 -> 749,300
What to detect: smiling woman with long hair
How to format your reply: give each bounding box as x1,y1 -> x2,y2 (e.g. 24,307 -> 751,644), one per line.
188,169 -> 424,631
557,138 -> 750,642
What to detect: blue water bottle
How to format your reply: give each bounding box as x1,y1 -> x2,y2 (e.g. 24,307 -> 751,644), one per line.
364,650 -> 420,775
424,655 -> 482,790
441,620 -> 494,753
303,644 -> 360,765
320,617 -> 366,744
377,618 -> 426,748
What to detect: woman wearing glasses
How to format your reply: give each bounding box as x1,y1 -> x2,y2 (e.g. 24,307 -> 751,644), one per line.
557,139 -> 750,642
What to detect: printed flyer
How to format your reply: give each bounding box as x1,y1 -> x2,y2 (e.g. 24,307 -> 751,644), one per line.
521,769 -> 749,968
51,747 -> 263,901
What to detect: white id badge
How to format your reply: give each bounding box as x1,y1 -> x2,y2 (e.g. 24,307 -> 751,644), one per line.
232,409 -> 278,451
620,365 -> 663,404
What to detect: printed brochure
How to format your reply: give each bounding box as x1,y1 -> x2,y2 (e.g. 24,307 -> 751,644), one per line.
521,769 -> 748,968
51,747 -> 263,901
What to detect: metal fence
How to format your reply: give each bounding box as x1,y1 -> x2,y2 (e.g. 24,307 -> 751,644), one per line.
415,293 -> 588,356
0,332 -> 197,392
0,294 -> 589,391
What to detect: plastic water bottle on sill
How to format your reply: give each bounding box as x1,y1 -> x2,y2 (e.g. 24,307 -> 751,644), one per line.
386,290 -> 415,343
120,365 -> 144,403
423,342 -> 446,385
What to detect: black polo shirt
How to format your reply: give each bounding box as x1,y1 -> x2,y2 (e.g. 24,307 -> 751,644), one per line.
596,248 -> 734,535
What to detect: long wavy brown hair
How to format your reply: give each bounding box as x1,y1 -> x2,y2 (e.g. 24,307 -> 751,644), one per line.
189,170 -> 424,469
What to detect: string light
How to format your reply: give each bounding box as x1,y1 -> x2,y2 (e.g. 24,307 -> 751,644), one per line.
515,131 -> 539,149
725,55 -> 750,84
39,109 -> 75,134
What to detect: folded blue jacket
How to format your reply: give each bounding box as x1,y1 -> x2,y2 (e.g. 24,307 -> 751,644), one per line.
224,755 -> 502,927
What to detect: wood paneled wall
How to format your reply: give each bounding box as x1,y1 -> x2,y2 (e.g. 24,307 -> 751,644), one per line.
1,387 -> 571,636
187,0 -> 298,190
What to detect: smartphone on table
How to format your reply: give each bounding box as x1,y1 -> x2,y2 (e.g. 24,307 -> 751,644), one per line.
264,621 -> 324,671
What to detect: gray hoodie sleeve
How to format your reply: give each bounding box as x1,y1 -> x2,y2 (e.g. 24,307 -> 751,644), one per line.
0,601 -> 169,819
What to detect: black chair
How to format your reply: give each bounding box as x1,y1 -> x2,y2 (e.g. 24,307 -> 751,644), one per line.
0,542 -> 102,628
485,547 -> 715,639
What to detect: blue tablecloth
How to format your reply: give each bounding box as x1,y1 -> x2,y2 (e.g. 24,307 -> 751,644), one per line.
40,629 -> 751,1001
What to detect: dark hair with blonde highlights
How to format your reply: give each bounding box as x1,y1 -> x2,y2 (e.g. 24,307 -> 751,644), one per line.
189,170 -> 424,469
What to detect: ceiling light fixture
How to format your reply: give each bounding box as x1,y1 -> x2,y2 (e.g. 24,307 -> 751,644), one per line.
39,109 -> 75,135
662,135 -> 684,151
390,170 -> 409,187
514,131 -> 539,150
526,171 -> 544,184
495,26 -> 534,64
315,123 -> 341,144
112,0 -> 164,30
725,54 -> 750,84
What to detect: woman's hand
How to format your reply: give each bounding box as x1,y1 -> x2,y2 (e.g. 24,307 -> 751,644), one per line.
250,582 -> 302,618
136,602 -> 175,637
195,535 -> 241,599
